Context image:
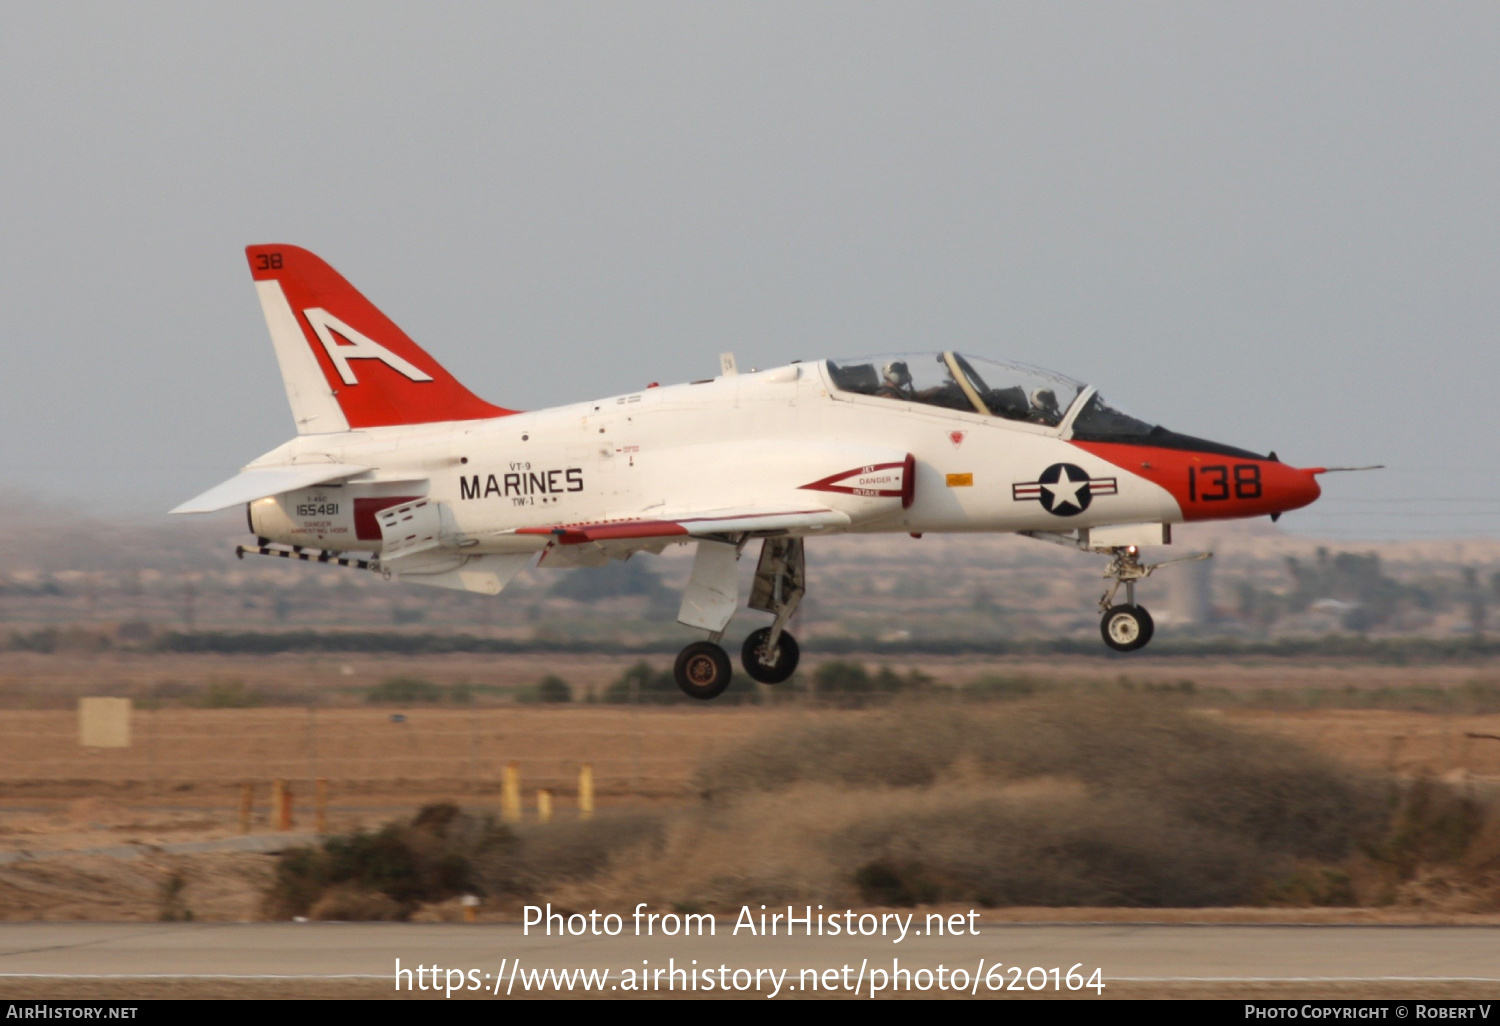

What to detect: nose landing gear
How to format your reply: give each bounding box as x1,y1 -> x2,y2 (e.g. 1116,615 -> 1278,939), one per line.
1024,529 -> 1207,653
1095,545 -> 1207,653
1098,546 -> 1154,652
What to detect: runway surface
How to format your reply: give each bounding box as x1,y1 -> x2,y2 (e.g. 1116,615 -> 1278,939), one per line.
0,921 -> 1496,998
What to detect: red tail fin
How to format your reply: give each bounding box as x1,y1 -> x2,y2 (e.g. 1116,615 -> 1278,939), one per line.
246,244 -> 515,431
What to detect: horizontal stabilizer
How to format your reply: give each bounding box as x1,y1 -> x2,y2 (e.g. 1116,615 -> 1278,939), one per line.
170,464 -> 371,514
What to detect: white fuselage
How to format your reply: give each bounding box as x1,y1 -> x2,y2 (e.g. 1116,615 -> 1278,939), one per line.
245,361 -> 1178,560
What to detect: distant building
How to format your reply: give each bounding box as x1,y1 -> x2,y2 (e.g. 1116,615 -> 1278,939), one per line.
1168,557 -> 1213,625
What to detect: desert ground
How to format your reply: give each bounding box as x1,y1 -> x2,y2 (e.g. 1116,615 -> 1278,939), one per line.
0,651 -> 1496,926
0,650 -> 1496,1002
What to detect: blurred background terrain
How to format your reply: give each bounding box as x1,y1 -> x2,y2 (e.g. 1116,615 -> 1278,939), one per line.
4,488 -> 1498,649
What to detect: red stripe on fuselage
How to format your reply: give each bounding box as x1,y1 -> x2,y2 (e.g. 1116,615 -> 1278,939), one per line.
516,521 -> 690,545
1069,440 -> 1321,521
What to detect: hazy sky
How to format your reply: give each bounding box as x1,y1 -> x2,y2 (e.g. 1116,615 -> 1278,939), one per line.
1,3 -> 1496,540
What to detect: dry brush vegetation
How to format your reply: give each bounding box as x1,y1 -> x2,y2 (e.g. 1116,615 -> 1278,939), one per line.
264,693 -> 1500,919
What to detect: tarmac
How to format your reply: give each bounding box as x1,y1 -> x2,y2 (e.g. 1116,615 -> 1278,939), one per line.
0,921 -> 1496,999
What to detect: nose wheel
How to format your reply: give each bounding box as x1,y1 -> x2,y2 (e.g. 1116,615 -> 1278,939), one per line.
674,642 -> 733,700
1101,604 -> 1154,652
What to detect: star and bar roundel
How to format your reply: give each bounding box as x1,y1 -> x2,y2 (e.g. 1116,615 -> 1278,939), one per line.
1012,463 -> 1117,517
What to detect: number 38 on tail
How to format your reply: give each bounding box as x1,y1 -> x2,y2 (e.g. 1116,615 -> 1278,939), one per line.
174,245 -> 1334,699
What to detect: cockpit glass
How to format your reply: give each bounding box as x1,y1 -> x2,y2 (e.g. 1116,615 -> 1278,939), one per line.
1068,392 -> 1158,440
826,353 -> 1084,427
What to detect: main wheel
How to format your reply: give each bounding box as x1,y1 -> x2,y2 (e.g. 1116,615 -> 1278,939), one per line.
674,641 -> 733,700
740,627 -> 800,684
1100,604 -> 1155,652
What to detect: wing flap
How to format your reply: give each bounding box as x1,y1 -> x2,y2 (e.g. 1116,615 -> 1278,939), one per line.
513,507 -> 850,546
393,553 -> 533,595
170,464 -> 372,514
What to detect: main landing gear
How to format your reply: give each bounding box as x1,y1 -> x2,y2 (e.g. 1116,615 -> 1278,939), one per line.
742,627 -> 800,684
741,538 -> 804,684
674,641 -> 734,700
670,537 -> 805,700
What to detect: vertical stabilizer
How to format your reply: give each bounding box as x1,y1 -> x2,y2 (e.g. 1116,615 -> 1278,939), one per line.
246,245 -> 515,432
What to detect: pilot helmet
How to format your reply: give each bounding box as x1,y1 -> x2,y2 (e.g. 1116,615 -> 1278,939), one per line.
882,361 -> 912,388
1031,387 -> 1059,415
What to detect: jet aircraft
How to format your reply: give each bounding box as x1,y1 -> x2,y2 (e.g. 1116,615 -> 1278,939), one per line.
173,245 -> 1329,699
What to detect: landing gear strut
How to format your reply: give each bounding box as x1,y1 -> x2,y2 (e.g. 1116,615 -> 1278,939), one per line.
742,538 -> 804,684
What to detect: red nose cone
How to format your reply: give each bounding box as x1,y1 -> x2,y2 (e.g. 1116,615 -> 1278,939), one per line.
1070,441 -> 1323,522
1277,465 -> 1323,514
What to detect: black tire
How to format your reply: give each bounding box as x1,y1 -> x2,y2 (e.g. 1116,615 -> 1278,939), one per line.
740,628 -> 800,684
674,642 -> 733,700
1100,604 -> 1154,652
1133,605 -> 1155,649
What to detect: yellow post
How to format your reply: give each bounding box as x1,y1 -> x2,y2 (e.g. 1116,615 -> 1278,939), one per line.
578,763 -> 594,820
537,789 -> 553,824
502,761 -> 521,823
315,777 -> 328,834
271,779 -> 292,831
238,782 -> 253,834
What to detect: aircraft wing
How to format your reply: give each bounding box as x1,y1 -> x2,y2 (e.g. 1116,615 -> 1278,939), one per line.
512,506 -> 850,546
170,463 -> 372,514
